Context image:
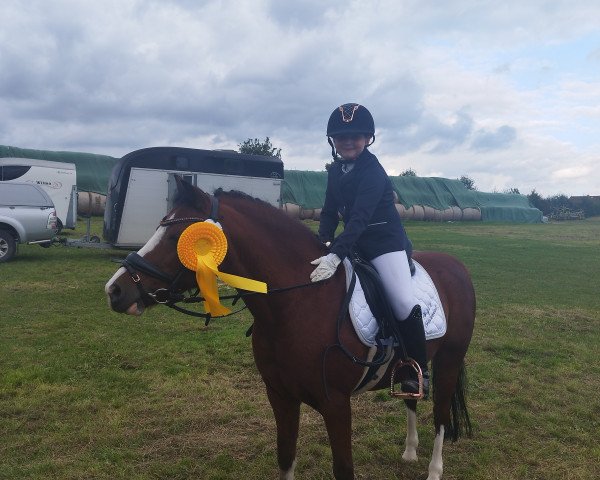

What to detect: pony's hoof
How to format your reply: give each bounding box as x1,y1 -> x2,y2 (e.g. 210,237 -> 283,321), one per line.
402,448 -> 418,462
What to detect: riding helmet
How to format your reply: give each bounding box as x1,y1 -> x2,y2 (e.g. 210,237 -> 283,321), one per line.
326,103 -> 375,138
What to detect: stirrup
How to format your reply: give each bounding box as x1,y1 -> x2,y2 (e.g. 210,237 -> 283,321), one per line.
390,358 -> 426,400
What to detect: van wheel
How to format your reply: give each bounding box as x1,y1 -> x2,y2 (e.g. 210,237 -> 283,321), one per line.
0,229 -> 17,263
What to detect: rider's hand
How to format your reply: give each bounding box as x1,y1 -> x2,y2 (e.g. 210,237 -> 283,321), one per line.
310,253 -> 341,282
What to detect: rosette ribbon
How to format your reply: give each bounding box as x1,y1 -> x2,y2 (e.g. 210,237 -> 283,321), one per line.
177,221 -> 267,316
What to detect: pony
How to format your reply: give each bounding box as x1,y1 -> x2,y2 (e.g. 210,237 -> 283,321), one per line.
105,177 -> 475,480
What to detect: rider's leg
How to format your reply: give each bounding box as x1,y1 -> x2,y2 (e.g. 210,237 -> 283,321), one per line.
370,250 -> 414,320
395,304 -> 429,398
370,250 -> 430,398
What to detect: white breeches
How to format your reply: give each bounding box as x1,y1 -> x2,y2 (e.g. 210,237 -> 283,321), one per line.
370,250 -> 415,321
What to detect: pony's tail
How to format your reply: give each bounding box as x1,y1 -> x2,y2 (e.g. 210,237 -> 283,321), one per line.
432,360 -> 473,441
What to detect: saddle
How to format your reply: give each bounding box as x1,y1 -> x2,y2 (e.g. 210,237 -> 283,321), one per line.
342,255 -> 446,395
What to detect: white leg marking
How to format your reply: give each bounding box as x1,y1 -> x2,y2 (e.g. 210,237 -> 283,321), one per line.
402,407 -> 419,461
279,459 -> 296,480
426,425 -> 444,480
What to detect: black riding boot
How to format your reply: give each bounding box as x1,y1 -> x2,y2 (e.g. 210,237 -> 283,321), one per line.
397,305 -> 430,399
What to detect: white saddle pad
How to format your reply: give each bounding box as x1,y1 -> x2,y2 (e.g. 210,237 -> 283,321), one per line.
343,258 -> 447,347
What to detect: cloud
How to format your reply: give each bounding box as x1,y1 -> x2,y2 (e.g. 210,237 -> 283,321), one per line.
0,0 -> 599,197
552,165 -> 593,180
471,125 -> 517,151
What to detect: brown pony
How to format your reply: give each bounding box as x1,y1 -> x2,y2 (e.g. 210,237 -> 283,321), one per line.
105,177 -> 475,480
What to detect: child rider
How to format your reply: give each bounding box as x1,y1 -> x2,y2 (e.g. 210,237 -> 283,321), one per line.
309,103 -> 429,398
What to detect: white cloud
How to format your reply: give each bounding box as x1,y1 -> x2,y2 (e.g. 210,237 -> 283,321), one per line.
552,164 -> 593,180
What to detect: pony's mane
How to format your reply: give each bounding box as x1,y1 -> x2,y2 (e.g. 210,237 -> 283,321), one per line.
214,188 -> 258,202
215,189 -> 320,246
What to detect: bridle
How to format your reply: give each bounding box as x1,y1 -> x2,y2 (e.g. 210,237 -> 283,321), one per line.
119,195 -> 224,321
118,194 -> 320,324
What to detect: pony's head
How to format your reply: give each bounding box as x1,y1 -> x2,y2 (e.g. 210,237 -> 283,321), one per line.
105,176 -> 214,315
106,176 -> 325,316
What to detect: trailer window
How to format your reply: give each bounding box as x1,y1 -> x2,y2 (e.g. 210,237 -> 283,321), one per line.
1,165 -> 31,181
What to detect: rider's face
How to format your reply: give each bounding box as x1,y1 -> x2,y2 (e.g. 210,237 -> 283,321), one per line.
332,134 -> 370,161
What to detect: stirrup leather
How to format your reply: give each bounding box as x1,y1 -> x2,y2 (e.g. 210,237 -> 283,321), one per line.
390,358 -> 426,400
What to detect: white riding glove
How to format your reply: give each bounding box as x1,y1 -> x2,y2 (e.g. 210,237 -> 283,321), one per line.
310,253 -> 341,282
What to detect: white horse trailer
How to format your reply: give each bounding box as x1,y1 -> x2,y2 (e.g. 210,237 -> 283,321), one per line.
103,147 -> 284,248
0,158 -> 77,230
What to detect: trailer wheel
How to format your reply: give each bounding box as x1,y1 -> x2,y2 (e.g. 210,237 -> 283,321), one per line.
89,235 -> 101,243
0,229 -> 17,263
55,218 -> 63,234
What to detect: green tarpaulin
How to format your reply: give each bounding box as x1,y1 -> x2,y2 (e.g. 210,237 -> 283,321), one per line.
282,170 -> 542,223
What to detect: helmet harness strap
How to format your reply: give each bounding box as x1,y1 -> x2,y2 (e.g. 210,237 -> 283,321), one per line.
327,136 -> 338,161
327,135 -> 376,162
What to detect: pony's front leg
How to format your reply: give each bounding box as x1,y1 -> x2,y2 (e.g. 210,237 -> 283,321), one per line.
322,397 -> 354,480
265,383 -> 301,480
426,425 -> 445,480
402,402 -> 419,461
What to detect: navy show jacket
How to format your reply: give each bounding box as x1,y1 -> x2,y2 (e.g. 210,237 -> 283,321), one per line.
318,148 -> 412,261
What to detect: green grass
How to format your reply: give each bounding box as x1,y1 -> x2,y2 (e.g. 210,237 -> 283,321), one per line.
1,217 -> 599,479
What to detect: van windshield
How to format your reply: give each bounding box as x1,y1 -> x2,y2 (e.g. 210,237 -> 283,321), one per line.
1,165 -> 31,181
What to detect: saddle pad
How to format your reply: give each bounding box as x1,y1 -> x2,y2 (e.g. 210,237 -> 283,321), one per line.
343,258 -> 446,347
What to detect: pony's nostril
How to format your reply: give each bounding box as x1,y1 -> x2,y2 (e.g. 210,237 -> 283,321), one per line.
108,283 -> 121,300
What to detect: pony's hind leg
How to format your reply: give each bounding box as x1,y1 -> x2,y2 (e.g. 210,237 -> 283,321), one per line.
402,400 -> 419,461
427,425 -> 445,480
265,384 -> 301,479
426,348 -> 471,480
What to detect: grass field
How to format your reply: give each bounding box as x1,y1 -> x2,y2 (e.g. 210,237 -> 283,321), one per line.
1,216 -> 599,479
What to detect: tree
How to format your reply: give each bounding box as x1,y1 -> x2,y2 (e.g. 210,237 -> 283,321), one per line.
400,168 -> 417,176
548,194 -> 570,212
527,190 -> 571,216
238,137 -> 282,159
458,175 -> 477,191
527,189 -> 546,212
571,195 -> 600,218
504,187 -> 521,194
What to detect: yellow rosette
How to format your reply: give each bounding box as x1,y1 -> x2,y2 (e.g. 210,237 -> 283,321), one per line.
177,222 -> 267,316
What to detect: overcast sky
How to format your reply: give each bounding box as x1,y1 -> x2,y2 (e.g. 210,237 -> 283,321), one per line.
1,0 -> 599,196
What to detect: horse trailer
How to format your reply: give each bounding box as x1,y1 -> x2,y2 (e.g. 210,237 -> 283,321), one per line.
103,147 -> 284,248
0,158 -> 77,230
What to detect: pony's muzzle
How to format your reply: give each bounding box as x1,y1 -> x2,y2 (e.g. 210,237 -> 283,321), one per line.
106,281 -> 144,315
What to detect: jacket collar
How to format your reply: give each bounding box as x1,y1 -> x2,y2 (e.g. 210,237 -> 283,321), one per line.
334,148 -> 374,169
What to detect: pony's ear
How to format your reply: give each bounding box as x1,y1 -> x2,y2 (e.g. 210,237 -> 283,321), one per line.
174,175 -> 210,211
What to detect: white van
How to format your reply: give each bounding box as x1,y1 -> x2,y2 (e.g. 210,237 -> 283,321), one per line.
0,158 -> 77,230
